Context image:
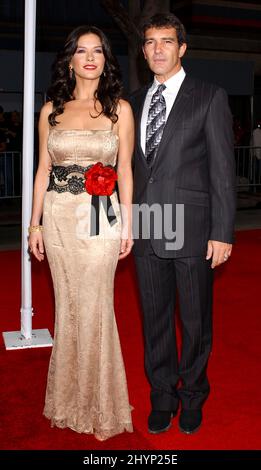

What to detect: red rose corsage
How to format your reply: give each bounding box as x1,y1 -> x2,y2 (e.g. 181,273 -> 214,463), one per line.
84,162 -> 117,196
84,162 -> 118,236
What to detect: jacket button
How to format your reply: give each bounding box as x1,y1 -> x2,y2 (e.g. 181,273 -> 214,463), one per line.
149,177 -> 154,183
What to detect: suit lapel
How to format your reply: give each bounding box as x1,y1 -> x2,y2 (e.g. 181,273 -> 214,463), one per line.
151,75 -> 195,171
135,84 -> 151,167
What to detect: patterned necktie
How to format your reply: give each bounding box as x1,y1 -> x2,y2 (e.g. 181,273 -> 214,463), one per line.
145,83 -> 166,166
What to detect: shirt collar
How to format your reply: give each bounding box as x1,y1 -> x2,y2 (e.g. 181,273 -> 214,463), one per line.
152,67 -> 186,93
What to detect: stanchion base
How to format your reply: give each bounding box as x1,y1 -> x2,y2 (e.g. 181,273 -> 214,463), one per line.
2,329 -> 53,350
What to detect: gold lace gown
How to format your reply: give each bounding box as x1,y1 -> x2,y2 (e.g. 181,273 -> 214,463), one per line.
42,128 -> 133,441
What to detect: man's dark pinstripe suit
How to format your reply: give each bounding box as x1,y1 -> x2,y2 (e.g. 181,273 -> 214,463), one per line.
129,75 -> 236,412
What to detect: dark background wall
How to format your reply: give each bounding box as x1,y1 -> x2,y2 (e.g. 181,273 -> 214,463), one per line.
0,0 -> 261,121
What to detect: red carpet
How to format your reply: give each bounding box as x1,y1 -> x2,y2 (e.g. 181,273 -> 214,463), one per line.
0,230 -> 261,450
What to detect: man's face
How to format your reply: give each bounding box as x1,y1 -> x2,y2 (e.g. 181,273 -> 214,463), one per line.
143,27 -> 187,81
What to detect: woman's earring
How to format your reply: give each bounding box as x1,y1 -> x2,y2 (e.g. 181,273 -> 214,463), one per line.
103,71 -> 106,77
69,65 -> 73,79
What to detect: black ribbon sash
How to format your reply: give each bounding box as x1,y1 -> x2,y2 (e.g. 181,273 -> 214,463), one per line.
90,194 -> 117,236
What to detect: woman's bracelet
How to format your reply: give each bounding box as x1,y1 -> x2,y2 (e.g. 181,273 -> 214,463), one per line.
28,225 -> 43,233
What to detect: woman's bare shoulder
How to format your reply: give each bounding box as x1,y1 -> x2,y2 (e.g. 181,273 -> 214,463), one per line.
40,101 -> 53,118
39,102 -> 53,129
117,98 -> 133,118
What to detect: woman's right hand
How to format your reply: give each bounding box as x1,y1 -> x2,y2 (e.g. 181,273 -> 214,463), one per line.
28,232 -> 45,262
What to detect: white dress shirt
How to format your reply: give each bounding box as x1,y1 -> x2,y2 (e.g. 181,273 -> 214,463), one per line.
141,67 -> 186,154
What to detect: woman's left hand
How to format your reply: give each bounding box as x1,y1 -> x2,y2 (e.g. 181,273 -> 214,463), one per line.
119,235 -> 134,260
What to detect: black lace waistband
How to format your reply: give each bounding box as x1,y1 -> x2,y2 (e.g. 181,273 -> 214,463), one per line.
47,164 -> 99,195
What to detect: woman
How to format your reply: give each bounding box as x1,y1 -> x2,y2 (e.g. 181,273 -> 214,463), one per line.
28,25 -> 134,441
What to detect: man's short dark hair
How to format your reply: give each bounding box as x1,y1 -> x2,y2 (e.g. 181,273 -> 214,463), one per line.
142,13 -> 187,46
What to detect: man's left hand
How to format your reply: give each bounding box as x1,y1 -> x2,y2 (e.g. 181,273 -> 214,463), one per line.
206,240 -> 232,269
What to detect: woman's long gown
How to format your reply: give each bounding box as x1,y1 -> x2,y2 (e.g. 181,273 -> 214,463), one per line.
42,128 -> 133,441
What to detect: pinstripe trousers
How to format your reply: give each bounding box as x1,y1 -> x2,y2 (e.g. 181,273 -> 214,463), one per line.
134,244 -> 213,411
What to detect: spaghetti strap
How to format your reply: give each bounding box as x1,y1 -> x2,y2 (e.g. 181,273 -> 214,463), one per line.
111,119 -> 118,137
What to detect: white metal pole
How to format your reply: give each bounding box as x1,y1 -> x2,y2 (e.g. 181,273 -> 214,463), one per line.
20,0 -> 36,339
2,0 -> 52,349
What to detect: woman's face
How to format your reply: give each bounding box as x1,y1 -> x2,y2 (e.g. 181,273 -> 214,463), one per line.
70,33 -> 105,81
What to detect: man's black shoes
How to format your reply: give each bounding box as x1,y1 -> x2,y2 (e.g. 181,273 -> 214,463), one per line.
148,408 -> 202,434
178,409 -> 202,434
148,410 -> 176,434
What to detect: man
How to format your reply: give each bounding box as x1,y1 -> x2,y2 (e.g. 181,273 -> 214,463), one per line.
129,14 -> 236,435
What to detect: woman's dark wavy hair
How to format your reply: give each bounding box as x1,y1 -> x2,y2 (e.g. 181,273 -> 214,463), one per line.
47,25 -> 123,126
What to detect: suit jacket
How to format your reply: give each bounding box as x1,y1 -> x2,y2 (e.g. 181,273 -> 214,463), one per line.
129,75 -> 237,258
